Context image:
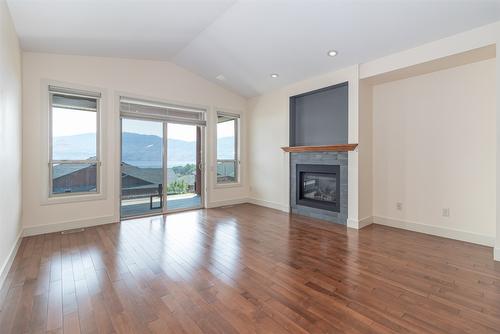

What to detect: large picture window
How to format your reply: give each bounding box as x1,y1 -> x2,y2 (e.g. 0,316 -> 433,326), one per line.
216,112 -> 239,184
49,86 -> 101,196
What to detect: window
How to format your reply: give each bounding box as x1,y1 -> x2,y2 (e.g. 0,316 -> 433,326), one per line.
216,112 -> 239,184
49,86 -> 101,196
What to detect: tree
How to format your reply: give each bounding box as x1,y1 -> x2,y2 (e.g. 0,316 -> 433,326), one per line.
172,163 -> 196,176
167,179 -> 188,194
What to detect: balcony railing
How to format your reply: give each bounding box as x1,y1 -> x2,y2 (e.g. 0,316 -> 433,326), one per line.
217,159 -> 238,183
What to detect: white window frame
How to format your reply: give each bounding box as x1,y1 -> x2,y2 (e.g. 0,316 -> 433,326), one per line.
215,111 -> 240,186
41,81 -> 106,205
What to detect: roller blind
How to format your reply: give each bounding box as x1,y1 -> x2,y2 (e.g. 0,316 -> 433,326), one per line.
217,111 -> 240,123
120,97 -> 206,126
49,85 -> 100,111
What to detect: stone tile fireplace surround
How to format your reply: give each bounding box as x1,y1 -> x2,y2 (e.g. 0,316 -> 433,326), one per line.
290,151 -> 348,224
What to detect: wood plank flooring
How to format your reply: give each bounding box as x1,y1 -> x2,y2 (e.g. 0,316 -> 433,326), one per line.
1,203 -> 500,333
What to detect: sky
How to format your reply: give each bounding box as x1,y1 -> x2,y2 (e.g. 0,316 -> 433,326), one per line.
53,108 -> 235,141
52,108 -> 96,137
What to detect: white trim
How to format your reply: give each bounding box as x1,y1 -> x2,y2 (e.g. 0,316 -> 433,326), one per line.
206,197 -> 248,209
347,216 -> 373,229
494,247 -> 500,262
213,182 -> 243,189
0,230 -> 23,291
114,93 -> 122,220
247,198 -> 290,213
41,192 -> 107,205
373,216 -> 495,247
23,215 -> 117,237
347,218 -> 358,229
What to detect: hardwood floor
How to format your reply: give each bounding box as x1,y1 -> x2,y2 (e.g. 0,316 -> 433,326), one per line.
1,204 -> 500,333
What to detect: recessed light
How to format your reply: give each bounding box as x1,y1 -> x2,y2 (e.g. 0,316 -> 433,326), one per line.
327,50 -> 338,57
270,73 -> 279,78
216,74 -> 226,81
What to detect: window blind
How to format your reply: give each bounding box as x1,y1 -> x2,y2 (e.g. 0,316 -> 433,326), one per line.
217,111 -> 240,124
49,85 -> 100,111
120,97 -> 206,126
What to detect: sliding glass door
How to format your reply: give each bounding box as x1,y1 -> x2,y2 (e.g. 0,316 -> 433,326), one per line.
120,117 -> 203,218
166,123 -> 202,211
120,118 -> 164,218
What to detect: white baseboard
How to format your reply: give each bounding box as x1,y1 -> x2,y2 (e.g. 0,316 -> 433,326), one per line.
347,216 -> 373,229
0,230 -> 23,291
373,215 -> 495,247
247,198 -> 290,213
23,215 -> 117,237
206,197 -> 249,209
494,247 -> 500,262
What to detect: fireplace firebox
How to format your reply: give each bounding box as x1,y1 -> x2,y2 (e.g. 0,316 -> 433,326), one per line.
296,164 -> 340,212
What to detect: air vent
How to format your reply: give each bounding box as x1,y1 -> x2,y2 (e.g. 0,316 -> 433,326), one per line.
61,228 -> 85,234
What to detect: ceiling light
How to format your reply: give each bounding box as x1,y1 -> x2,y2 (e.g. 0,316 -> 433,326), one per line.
216,74 -> 226,81
270,73 -> 279,78
327,50 -> 338,57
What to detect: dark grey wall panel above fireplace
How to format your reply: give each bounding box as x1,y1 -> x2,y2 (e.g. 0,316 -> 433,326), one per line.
290,82 -> 348,146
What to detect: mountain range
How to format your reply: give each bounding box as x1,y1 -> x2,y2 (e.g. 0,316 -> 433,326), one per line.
53,132 -> 235,166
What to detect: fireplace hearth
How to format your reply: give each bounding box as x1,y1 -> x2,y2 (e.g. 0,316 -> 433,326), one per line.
297,164 -> 340,212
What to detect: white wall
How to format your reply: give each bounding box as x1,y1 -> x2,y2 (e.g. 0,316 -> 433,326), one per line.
247,66 -> 361,223
358,80 -> 373,223
247,91 -> 289,211
22,52 -> 248,234
372,59 -> 496,245
0,0 -> 22,286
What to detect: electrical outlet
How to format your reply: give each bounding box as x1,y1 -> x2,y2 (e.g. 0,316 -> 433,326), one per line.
396,202 -> 403,211
442,208 -> 450,217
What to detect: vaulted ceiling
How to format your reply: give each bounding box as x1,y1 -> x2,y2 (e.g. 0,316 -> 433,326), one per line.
6,0 -> 500,97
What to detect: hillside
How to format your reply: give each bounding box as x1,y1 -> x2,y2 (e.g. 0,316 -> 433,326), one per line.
53,132 -> 235,167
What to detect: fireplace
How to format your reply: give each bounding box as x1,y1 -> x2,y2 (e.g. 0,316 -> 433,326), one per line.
287,82 -> 350,224
290,152 -> 347,224
296,164 -> 340,212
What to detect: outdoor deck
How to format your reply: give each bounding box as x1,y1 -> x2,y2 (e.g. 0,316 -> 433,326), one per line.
121,193 -> 201,217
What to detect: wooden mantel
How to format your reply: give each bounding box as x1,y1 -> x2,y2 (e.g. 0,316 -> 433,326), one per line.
281,144 -> 358,153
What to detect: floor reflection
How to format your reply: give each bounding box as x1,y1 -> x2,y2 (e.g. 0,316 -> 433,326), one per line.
7,204 -> 499,333
211,221 -> 241,279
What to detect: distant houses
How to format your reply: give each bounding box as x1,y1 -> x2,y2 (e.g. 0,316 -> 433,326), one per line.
52,162 -> 195,196
52,163 -> 97,193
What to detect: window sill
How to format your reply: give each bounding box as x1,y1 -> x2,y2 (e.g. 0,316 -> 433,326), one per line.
214,182 -> 242,189
41,192 -> 106,206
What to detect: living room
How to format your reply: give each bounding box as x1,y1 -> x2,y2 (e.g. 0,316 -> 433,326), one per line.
1,1 -> 500,333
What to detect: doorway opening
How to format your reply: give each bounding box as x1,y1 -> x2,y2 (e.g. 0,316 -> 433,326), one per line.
119,98 -> 205,218
166,123 -> 202,211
